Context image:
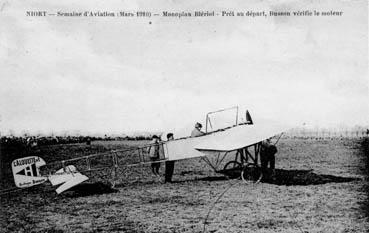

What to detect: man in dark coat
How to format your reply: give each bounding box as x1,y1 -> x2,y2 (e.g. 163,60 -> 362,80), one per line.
260,138 -> 277,178
164,133 -> 175,182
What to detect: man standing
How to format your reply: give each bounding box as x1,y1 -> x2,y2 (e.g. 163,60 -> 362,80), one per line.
164,133 -> 175,183
191,122 -> 205,137
260,138 -> 277,179
148,135 -> 161,176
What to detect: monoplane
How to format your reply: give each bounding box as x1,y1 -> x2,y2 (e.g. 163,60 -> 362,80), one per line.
11,106 -> 286,194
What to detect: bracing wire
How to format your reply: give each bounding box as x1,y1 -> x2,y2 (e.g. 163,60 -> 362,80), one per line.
202,175 -> 240,233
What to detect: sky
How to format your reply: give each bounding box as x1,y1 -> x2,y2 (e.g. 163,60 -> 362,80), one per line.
0,0 -> 368,136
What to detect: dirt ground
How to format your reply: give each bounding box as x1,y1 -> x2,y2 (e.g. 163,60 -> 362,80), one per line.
0,138 -> 368,233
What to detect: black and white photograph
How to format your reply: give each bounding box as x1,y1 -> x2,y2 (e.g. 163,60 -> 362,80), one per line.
0,0 -> 368,232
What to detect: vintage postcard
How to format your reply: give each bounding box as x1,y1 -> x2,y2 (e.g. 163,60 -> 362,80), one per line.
0,0 -> 368,232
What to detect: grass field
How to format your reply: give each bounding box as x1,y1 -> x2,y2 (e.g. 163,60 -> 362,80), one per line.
0,138 -> 368,232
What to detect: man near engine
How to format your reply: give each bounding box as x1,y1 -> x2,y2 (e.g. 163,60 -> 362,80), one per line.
260,138 -> 277,179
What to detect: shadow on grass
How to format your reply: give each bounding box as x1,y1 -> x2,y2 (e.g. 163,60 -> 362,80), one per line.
173,169 -> 360,186
262,169 -> 360,185
62,182 -> 119,197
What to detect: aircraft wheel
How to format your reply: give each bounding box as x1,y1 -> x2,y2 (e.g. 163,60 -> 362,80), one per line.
223,161 -> 242,179
241,163 -> 262,184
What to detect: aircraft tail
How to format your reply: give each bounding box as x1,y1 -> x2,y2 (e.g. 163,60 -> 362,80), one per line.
12,157 -> 88,194
48,165 -> 89,194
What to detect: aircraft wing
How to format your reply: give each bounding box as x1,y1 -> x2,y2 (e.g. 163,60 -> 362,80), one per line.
164,122 -> 287,160
194,122 -> 286,152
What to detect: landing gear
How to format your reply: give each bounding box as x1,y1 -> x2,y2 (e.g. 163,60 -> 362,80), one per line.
222,161 -> 262,183
220,143 -> 263,183
241,163 -> 262,184
223,161 -> 242,178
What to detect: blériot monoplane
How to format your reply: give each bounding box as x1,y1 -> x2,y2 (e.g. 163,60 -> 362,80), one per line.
11,106 -> 286,194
